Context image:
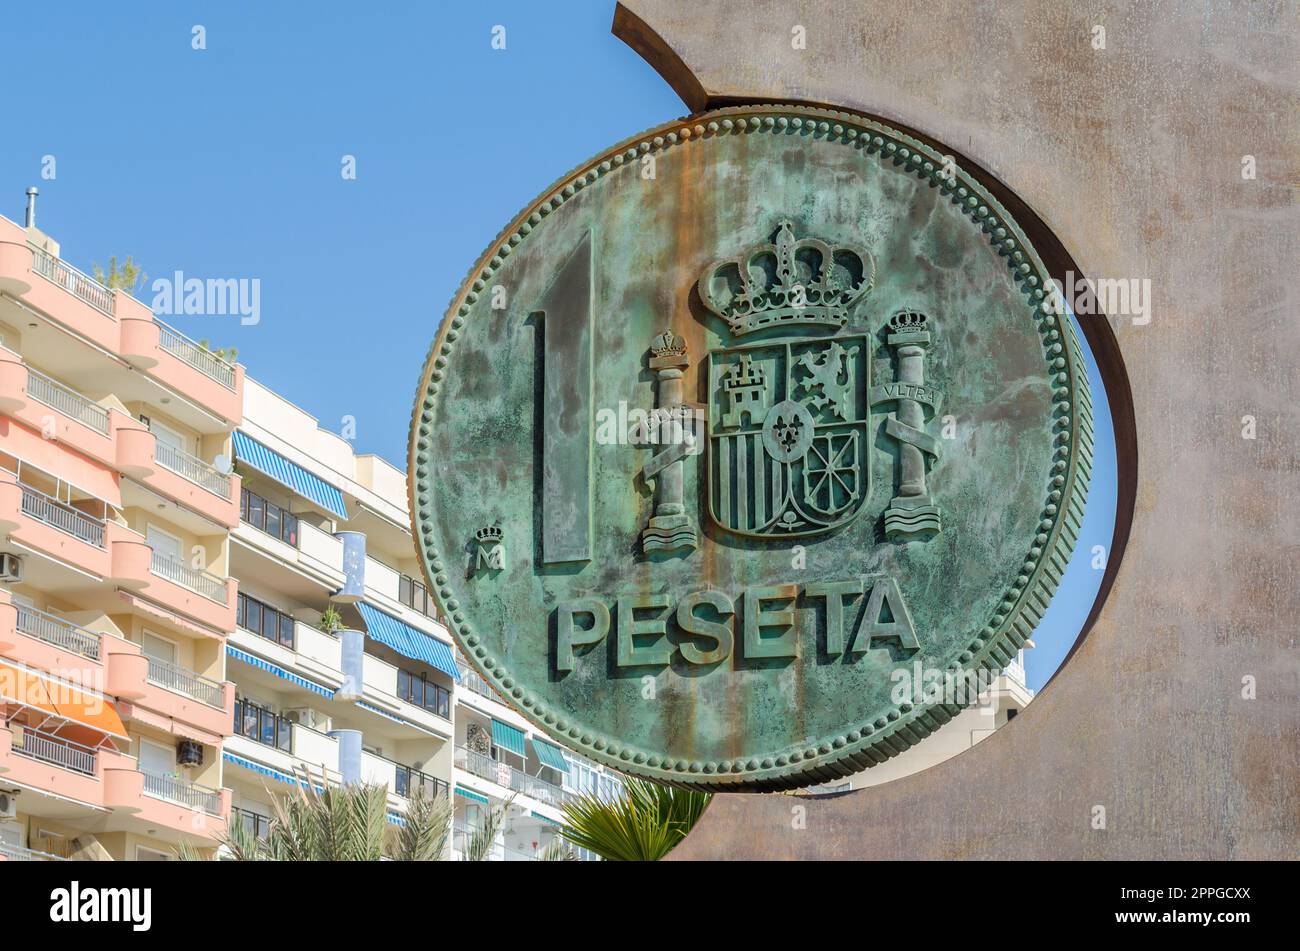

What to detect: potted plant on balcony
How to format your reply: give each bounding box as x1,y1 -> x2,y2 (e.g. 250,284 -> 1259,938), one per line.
318,605 -> 344,635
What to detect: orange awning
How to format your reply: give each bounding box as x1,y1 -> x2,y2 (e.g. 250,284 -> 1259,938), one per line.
0,661 -> 127,741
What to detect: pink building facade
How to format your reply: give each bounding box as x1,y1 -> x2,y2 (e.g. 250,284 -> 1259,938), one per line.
0,209 -> 238,861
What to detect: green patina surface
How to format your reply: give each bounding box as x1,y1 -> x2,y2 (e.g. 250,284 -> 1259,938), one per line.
410,105 -> 1091,791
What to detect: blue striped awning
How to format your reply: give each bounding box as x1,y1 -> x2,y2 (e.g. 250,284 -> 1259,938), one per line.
356,602 -> 459,682
531,811 -> 562,825
491,718 -> 527,757
233,430 -> 348,519
532,737 -> 570,773
455,787 -> 489,805
226,646 -> 334,698
223,753 -> 325,794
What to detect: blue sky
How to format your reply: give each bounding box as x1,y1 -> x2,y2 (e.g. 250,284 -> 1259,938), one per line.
3,1 -> 1114,690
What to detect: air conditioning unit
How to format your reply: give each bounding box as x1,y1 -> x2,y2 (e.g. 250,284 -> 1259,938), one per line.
0,791 -> 18,819
176,741 -> 204,767
286,708 -> 331,732
0,553 -> 22,583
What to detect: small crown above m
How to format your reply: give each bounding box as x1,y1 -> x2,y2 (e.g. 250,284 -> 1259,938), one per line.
697,219 -> 875,338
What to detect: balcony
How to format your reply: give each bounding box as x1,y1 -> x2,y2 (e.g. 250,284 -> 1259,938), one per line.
395,763 -> 448,801
454,746 -> 571,809
144,552 -> 235,633
12,728 -> 97,776
361,750 -> 448,802
0,478 -> 154,586
145,655 -> 225,708
0,842 -> 68,861
456,658 -> 501,704
149,552 -> 227,604
156,322 -> 236,390
14,603 -> 101,660
0,221 -> 244,425
231,518 -> 345,596
143,440 -> 239,527
19,483 -> 104,548
141,771 -> 223,816
25,367 -> 110,435
30,247 -> 114,316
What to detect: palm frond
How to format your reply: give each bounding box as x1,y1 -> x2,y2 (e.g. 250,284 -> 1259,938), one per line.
560,778 -> 711,861
462,795 -> 514,861
387,785 -> 453,861
536,838 -> 577,861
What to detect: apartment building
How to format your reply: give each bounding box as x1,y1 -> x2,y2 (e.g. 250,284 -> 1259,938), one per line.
228,378 -> 621,859
0,195 -> 621,861
806,649 -> 1036,794
0,205 -> 241,861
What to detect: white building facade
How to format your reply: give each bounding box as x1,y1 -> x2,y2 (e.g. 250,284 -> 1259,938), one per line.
224,379 -> 622,860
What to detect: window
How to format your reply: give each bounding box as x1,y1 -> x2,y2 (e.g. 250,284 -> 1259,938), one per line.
233,697 -> 292,752
396,669 -> 451,719
240,487 -> 299,547
398,573 -> 440,621
562,755 -> 624,804
234,807 -> 272,841
237,592 -> 295,649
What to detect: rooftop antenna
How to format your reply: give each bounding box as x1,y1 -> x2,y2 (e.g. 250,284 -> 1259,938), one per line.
24,187 -> 38,228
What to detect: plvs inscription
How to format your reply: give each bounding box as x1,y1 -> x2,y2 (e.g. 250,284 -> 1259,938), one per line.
555,576 -> 918,672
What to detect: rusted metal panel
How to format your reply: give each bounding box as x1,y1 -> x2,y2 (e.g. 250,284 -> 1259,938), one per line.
612,0 -> 1299,858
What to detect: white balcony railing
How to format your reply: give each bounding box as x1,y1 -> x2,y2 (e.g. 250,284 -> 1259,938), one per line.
146,656 -> 225,707
456,661 -> 500,703
156,321 -> 236,389
454,746 -> 571,809
30,247 -> 115,316
19,484 -> 105,547
150,553 -> 228,604
142,771 -> 223,816
12,728 -> 97,776
25,368 -> 110,435
14,604 -> 101,660
153,441 -> 232,499
0,842 -> 69,861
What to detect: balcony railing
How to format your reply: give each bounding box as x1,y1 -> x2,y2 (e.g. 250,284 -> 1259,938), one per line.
12,728 -> 97,776
146,655 -> 225,707
19,484 -> 105,547
0,842 -> 69,862
25,368 -> 110,435
14,604 -> 101,660
456,660 -> 501,703
153,441 -> 232,499
454,746 -> 571,808
157,321 -> 236,389
150,553 -> 228,603
30,247 -> 115,316
142,771 -> 223,816
394,763 -> 449,801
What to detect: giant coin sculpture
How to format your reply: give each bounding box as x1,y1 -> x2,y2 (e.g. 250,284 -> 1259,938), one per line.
410,105 -> 1091,790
